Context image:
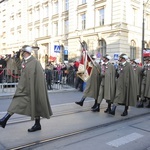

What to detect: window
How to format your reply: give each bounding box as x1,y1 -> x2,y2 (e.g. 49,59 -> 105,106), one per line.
35,26 -> 40,38
132,8 -> 137,26
53,1 -> 58,14
82,0 -> 86,4
28,28 -> 32,40
2,21 -> 5,28
145,13 -> 150,30
28,9 -> 32,22
17,12 -> 21,25
99,8 -> 104,26
81,13 -> 86,29
17,30 -> 21,41
35,7 -> 40,21
64,19 -> 69,34
65,0 -> 69,11
54,22 -> 58,36
130,40 -> 136,59
43,24 -> 48,36
43,4 -> 49,18
10,16 -> 14,27
98,39 -> 106,56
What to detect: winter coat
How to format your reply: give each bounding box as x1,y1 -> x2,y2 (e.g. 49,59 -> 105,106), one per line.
113,62 -> 138,106
83,62 -> 101,100
8,56 -> 53,120
98,62 -> 116,102
142,64 -> 150,98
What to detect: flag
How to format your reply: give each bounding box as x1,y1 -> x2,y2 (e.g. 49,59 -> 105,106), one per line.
77,49 -> 93,82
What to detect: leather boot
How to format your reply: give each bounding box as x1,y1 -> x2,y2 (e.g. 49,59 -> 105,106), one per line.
28,117 -> 41,132
109,105 -> 116,115
121,106 -> 128,116
136,101 -> 144,108
91,99 -> 97,109
104,103 -> 111,113
0,113 -> 11,128
145,99 -> 150,108
75,97 -> 85,106
92,104 -> 100,112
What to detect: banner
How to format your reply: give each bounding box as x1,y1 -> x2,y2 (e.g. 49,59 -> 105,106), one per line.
77,48 -> 93,82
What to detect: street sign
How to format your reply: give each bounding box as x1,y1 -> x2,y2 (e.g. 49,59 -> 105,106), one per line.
54,45 -> 60,53
64,50 -> 68,55
97,52 -> 101,58
114,53 -> 119,60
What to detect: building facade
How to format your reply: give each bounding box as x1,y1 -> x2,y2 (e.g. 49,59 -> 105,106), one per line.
0,0 -> 150,67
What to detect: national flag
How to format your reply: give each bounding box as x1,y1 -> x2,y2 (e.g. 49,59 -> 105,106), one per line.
77,48 -> 93,82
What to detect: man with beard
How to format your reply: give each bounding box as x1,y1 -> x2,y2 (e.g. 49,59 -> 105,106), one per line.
0,45 -> 53,132
109,54 -> 138,116
75,55 -> 101,110
92,54 -> 116,113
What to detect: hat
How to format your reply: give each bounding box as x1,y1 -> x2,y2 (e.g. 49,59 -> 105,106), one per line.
21,45 -> 32,53
134,59 -> 140,64
119,54 -> 128,60
103,54 -> 111,60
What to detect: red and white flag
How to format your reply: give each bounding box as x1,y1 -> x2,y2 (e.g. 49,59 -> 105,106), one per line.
77,48 -> 93,82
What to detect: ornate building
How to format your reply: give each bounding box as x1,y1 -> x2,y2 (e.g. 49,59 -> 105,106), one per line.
0,0 -> 150,67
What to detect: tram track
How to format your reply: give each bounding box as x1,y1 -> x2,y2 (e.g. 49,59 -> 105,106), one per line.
7,106 -> 94,126
6,107 -> 150,150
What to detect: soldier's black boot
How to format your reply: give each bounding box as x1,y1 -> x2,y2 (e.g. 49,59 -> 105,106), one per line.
0,113 -> 11,128
28,117 -> 41,132
136,101 -> 144,108
91,99 -> 97,109
145,99 -> 150,108
104,103 -> 111,113
92,104 -> 100,112
75,97 -> 85,106
109,105 -> 116,115
121,106 -> 128,116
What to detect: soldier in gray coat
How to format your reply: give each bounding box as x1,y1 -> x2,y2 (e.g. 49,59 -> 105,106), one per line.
75,55 -> 101,109
92,54 -> 116,113
131,59 -> 143,107
140,57 -> 150,107
110,54 -> 138,116
0,45 -> 53,132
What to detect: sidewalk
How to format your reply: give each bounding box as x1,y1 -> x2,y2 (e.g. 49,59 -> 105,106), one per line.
0,85 -> 76,99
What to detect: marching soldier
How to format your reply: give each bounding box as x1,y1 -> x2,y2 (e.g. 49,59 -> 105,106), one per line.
75,55 -> 101,109
92,54 -> 116,113
0,45 -> 53,132
131,59 -> 143,107
140,57 -> 150,107
110,54 -> 138,116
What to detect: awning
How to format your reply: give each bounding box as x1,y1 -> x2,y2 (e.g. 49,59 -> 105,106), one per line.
143,49 -> 150,57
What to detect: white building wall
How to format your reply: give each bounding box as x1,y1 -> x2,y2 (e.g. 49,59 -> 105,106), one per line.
0,0 -> 150,64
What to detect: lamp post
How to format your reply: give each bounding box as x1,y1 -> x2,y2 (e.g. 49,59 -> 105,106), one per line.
142,0 -> 149,64
142,1 -> 145,65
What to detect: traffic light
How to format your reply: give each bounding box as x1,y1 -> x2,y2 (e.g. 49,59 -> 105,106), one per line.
64,54 -> 68,61
64,50 -> 68,61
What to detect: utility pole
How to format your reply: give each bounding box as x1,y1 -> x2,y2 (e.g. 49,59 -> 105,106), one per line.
142,1 -> 145,65
142,0 -> 150,64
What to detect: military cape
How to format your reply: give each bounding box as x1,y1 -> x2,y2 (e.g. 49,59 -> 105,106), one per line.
83,63 -> 101,100
8,56 -> 53,120
113,62 -> 138,106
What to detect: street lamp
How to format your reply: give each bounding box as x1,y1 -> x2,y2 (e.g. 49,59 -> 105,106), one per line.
142,0 -> 149,64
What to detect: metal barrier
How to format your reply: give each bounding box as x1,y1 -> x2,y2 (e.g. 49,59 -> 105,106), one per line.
0,68 -> 76,93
